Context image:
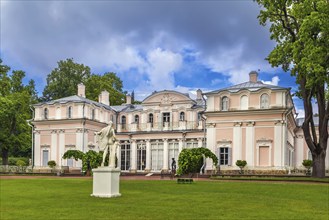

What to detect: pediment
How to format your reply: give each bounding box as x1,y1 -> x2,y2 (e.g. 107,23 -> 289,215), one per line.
143,90 -> 195,105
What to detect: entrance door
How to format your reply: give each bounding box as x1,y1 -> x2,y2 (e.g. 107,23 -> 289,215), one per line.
259,146 -> 269,166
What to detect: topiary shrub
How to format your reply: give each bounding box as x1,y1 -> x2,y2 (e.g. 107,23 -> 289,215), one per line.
235,160 -> 247,174
302,159 -> 312,176
177,147 -> 218,176
47,160 -> 57,169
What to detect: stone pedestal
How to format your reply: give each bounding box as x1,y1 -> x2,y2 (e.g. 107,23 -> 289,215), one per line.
91,167 -> 121,198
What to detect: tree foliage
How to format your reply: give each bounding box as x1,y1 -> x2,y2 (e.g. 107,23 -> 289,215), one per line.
42,59 -> 126,105
84,72 -> 126,105
42,58 -> 91,101
177,147 -> 218,175
0,60 -> 38,165
256,0 -> 329,178
63,150 -> 102,175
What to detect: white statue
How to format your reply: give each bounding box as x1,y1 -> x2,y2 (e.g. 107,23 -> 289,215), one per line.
95,121 -> 118,168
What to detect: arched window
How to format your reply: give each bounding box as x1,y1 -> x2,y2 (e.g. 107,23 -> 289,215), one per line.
179,112 -> 185,121
240,95 -> 248,110
221,96 -> 229,111
121,116 -> 126,129
260,93 -> 270,109
149,113 -> 154,127
67,106 -> 72,119
135,115 -> 139,124
44,108 -> 48,119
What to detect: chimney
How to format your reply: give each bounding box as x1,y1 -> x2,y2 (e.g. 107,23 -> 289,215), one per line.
249,71 -> 258,83
78,83 -> 85,98
196,89 -> 203,100
98,90 -> 110,106
126,94 -> 132,105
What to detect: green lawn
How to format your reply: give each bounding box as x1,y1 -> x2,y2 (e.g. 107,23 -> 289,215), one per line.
1,178 -> 328,220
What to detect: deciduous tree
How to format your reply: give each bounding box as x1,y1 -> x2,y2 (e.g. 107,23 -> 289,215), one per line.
0,60 -> 37,165
85,72 -> 126,105
42,58 -> 91,101
256,0 -> 329,177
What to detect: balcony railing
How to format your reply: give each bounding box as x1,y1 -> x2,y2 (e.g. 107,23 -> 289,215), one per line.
117,121 -> 204,132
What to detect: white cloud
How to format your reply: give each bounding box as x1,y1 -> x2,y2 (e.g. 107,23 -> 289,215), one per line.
262,76 -> 280,86
145,48 -> 183,90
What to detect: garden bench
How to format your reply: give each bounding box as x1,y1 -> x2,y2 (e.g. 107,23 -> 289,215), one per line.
177,178 -> 193,184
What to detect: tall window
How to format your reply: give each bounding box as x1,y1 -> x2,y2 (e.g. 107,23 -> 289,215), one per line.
137,143 -> 146,170
67,106 -> 73,119
120,143 -> 130,171
179,112 -> 185,121
42,150 -> 49,166
134,115 -> 140,128
197,112 -> 202,121
168,142 -> 179,169
221,96 -> 229,111
185,140 -> 198,149
149,113 -> 154,127
121,116 -> 126,130
260,93 -> 270,109
218,147 -> 232,165
44,108 -> 49,119
240,95 -> 248,110
163,112 -> 170,126
151,142 -> 163,171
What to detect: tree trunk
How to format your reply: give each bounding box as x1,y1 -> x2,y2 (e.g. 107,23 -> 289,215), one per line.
1,147 -> 9,165
311,149 -> 326,178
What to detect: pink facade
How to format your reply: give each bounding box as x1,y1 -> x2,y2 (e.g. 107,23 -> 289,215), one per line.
31,71 -> 329,172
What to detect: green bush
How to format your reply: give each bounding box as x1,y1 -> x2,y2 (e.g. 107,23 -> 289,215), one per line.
5,157 -> 29,166
47,160 -> 57,168
177,147 -> 218,175
302,159 -> 312,168
16,160 -> 27,167
236,160 -> 247,168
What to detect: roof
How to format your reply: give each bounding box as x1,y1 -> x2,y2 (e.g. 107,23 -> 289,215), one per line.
33,95 -> 114,111
204,81 -> 289,95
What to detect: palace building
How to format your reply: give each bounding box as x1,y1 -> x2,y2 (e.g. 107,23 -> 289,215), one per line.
31,71 -> 329,173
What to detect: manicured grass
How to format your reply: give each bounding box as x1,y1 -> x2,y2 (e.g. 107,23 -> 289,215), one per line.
1,178 -> 328,220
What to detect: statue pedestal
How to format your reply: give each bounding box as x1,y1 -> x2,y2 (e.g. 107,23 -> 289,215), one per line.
91,167 -> 121,198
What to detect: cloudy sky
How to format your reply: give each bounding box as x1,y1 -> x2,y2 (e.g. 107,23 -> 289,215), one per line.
0,0 -> 305,116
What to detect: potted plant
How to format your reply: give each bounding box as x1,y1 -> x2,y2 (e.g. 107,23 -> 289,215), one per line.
302,160 -> 312,176
47,160 -> 57,173
236,160 -> 247,174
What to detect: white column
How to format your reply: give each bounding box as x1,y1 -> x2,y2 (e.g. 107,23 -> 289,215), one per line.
206,124 -> 216,171
75,129 -> 83,168
178,138 -> 183,153
146,140 -> 151,171
233,123 -> 242,163
59,130 -> 65,167
51,130 -> 58,162
206,125 -> 216,153
294,136 -> 304,168
245,122 -> 255,167
130,140 -> 137,172
34,131 -> 41,167
274,121 -> 283,167
163,139 -> 169,171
